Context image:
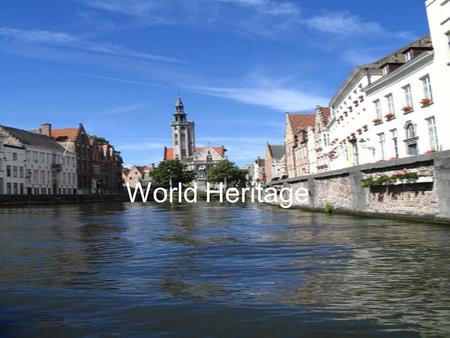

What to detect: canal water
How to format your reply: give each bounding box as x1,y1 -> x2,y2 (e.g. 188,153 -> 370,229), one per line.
0,202 -> 449,337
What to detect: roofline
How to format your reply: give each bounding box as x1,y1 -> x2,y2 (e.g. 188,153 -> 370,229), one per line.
364,51 -> 434,94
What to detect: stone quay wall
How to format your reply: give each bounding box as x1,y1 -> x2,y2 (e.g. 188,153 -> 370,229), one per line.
266,150 -> 450,224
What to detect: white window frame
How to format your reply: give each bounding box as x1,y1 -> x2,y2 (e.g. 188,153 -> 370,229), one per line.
402,84 -> 413,108
385,94 -> 395,115
421,74 -> 433,100
426,116 -> 439,151
373,99 -> 382,119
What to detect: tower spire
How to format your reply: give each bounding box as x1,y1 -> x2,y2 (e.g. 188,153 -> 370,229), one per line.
176,96 -> 184,113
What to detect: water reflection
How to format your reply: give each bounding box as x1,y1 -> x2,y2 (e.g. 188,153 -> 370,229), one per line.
0,202 -> 449,337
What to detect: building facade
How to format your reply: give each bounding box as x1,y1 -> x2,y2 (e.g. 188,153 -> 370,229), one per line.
284,113 -> 315,178
265,143 -> 286,182
364,45 -> 448,161
2,143 -> 26,195
426,0 -> 450,148
47,123 -> 123,194
326,36 -> 434,171
307,107 -> 331,174
0,125 -> 77,195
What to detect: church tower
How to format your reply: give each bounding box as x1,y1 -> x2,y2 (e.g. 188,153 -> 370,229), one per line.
171,96 -> 195,160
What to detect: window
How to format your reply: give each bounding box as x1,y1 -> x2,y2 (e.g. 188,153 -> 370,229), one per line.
323,133 -> 330,146
405,50 -> 413,62
426,116 -> 439,151
13,183 -> 18,194
386,94 -> 395,115
378,133 -> 385,160
403,85 -> 413,108
13,166 -> 17,177
421,75 -> 433,100
390,129 -> 399,159
6,183 -> 11,194
6,165 -> 11,177
19,167 -> 24,178
12,152 -> 17,161
373,100 -> 382,119
404,122 -> 418,156
405,122 -> 416,139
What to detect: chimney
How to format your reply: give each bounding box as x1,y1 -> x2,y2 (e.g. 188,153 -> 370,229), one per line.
40,123 -> 52,137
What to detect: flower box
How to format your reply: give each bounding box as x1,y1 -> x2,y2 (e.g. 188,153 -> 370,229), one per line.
402,106 -> 413,113
373,118 -> 382,125
359,95 -> 364,102
348,107 -> 353,112
344,111 -> 348,117
421,98 -> 433,107
357,128 -> 362,134
385,113 -> 395,121
353,100 -> 359,107
362,125 -> 368,131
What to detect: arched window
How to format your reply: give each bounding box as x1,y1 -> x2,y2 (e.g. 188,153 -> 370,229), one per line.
404,121 -> 418,156
405,122 -> 416,139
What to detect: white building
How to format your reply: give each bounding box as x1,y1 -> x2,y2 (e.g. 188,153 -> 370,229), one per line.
0,125 -> 77,195
2,143 -> 26,195
326,36 -> 441,170
327,64 -> 384,170
426,0 -> 450,141
0,135 -> 4,194
365,43 -> 447,161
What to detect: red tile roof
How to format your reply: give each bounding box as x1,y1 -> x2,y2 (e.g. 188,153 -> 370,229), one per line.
288,114 -> 315,133
163,147 -> 174,160
52,128 -> 79,141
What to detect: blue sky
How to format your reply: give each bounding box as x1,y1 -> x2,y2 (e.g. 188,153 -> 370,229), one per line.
0,0 -> 430,166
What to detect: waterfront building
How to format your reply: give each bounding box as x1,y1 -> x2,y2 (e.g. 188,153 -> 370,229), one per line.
284,113 -> 315,178
50,123 -> 92,194
252,157 -> 266,185
0,125 -> 77,195
243,157 -> 266,186
46,124 -> 123,194
0,134 -> 26,195
327,36 -> 434,171
162,97 -> 227,186
0,135 -> 4,194
426,0 -> 450,147
265,143 -> 286,182
123,165 -> 153,188
364,40 -> 446,161
306,106 -> 331,174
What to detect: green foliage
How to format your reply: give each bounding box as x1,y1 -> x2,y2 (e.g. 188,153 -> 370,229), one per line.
361,171 -> 421,188
207,160 -> 247,185
150,160 -> 195,188
324,203 -> 334,214
91,135 -> 110,145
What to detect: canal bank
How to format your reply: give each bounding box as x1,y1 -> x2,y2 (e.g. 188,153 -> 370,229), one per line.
265,150 -> 450,224
0,194 -> 129,206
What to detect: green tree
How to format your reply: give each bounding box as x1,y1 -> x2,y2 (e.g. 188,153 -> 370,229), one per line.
207,160 -> 247,185
150,160 -> 195,188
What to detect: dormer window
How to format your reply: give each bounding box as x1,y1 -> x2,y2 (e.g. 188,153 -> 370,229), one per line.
405,50 -> 413,62
382,65 -> 389,76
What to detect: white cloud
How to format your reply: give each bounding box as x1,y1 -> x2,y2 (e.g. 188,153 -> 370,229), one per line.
191,84 -> 327,112
304,11 -> 412,39
0,27 -> 182,63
